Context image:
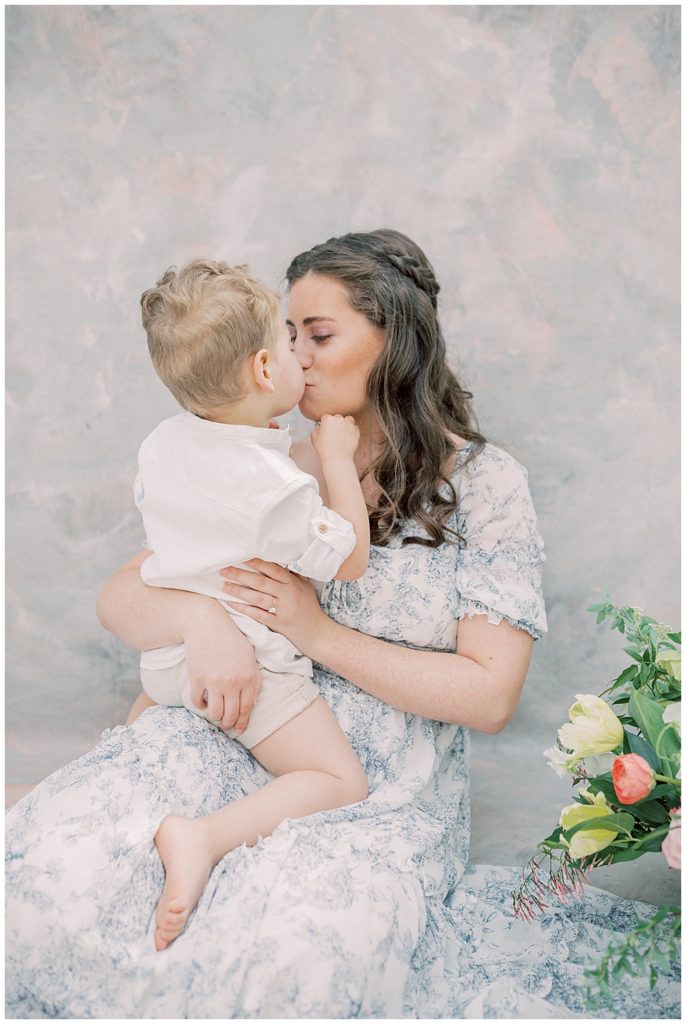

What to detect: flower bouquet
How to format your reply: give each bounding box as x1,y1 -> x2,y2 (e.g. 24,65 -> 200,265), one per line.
513,598 -> 681,1007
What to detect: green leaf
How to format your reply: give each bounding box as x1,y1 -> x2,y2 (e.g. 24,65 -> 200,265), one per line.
614,666 -> 639,686
633,830 -> 670,853
625,730 -> 662,770
629,800 -> 671,825
607,847 -> 646,864
628,691 -> 668,749
624,646 -> 644,662
562,813 -> 635,840
653,723 -> 681,765
652,948 -> 672,973
667,632 -> 681,643
648,784 -> 680,806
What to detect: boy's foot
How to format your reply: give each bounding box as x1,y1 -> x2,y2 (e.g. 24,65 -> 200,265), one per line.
153,814 -> 215,951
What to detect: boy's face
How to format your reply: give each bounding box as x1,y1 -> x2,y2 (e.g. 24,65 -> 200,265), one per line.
270,318 -> 306,415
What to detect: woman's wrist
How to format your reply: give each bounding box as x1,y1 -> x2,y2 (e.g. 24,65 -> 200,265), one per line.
304,611 -> 343,666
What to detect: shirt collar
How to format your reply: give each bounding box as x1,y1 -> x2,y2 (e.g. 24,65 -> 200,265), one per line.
182,412 -> 293,453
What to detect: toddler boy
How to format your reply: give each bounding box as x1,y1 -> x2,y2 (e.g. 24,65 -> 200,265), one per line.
134,259 -> 369,951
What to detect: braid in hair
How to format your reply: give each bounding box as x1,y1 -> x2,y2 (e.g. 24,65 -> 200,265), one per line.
381,251 -> 440,309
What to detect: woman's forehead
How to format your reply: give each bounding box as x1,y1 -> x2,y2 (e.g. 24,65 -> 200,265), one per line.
287,274 -> 351,319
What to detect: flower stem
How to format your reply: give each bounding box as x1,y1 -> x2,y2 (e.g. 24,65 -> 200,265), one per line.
655,773 -> 681,786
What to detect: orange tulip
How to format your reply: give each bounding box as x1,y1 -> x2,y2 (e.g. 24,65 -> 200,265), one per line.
612,753 -> 655,804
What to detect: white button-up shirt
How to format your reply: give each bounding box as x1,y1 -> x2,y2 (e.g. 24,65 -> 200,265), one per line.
135,413 -> 356,676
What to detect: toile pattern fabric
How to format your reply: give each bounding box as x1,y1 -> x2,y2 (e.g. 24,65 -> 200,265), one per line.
5,444 -> 679,1018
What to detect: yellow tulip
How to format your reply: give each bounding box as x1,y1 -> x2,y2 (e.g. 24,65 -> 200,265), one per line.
559,790 -> 619,860
558,694 -> 624,759
656,649 -> 681,682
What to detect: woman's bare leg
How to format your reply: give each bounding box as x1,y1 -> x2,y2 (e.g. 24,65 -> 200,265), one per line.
153,697 -> 367,950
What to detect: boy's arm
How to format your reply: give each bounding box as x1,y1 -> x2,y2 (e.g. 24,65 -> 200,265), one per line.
318,454 -> 370,581
309,414 -> 370,581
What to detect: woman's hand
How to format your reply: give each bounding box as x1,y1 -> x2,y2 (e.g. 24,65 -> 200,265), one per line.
182,598 -> 262,733
220,559 -> 326,656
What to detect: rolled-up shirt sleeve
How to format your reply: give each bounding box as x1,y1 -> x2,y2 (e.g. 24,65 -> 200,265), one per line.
256,477 -> 357,582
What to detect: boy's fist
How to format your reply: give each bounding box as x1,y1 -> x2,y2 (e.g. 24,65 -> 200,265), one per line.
311,413 -> 360,461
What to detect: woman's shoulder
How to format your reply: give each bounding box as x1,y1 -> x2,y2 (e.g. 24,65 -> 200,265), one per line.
449,437 -> 531,493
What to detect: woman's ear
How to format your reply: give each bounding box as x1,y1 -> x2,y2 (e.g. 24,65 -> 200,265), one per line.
251,349 -> 276,393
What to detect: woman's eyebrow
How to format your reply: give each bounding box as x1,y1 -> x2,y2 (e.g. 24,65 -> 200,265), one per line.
286,316 -> 336,327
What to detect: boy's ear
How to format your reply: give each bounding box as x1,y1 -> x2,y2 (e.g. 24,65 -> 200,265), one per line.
251,349 -> 276,393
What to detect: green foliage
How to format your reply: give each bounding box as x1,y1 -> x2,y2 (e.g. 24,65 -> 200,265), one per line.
585,907 -> 681,1011
514,597 -> 681,1010
588,597 -> 681,703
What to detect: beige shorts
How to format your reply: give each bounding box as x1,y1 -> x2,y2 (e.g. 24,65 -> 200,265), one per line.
140,660 -> 319,749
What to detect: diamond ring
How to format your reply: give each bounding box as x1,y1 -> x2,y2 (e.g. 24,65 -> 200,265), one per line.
269,599 -> 278,616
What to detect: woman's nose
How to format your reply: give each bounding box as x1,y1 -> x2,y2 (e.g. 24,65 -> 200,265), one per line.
294,338 -> 313,369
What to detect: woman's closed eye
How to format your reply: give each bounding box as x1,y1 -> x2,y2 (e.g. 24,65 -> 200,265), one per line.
311,334 -> 331,343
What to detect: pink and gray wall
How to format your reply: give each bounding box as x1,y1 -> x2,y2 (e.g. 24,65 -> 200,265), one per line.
7,7 -> 680,800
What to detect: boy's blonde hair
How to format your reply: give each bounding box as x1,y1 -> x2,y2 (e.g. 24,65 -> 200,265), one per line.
141,259 -> 280,415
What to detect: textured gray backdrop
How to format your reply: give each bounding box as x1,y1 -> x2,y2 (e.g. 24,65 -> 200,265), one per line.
5,5 -> 680,900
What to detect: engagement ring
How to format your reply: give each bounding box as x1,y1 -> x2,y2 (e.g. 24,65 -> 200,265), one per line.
269,599 -> 278,616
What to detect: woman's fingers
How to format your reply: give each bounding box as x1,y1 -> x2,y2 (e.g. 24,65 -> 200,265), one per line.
226,601 -> 276,630
223,561 -> 292,585
223,582 -> 278,611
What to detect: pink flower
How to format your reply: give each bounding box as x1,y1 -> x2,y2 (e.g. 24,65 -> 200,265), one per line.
662,809 -> 681,870
612,753 -> 656,804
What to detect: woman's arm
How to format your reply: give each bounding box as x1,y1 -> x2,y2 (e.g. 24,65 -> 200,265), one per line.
221,561 -> 532,734
97,550 -> 262,732
310,611 -> 531,733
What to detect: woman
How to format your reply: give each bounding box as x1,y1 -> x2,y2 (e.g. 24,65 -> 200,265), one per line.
6,231 -> 678,1018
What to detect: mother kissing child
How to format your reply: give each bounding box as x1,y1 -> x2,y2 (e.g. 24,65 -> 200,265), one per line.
8,229 -> 552,1019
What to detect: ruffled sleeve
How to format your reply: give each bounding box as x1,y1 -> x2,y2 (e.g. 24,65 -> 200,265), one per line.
256,476 -> 357,582
455,447 -> 547,639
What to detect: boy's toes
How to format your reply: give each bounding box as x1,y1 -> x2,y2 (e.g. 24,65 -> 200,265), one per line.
155,897 -> 190,949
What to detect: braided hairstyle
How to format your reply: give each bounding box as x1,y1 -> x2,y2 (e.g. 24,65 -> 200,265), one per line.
286,229 -> 486,548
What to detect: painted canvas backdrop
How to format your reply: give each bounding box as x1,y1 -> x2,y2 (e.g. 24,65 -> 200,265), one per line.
6,3 -> 680,899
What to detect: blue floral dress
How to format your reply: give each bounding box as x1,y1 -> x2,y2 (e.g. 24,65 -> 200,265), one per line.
5,444 -> 680,1018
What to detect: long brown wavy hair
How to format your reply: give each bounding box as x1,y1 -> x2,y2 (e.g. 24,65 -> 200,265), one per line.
286,229 -> 486,548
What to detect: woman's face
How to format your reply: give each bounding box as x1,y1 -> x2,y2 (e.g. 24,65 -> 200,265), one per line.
286,273 -> 385,422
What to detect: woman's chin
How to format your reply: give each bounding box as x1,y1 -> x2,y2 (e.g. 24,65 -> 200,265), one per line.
298,392 -> 325,421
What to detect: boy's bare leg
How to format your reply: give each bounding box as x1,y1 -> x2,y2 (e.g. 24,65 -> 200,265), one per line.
153,697 -> 367,950
126,691 -> 158,725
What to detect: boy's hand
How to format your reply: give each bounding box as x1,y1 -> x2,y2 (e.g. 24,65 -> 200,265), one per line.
310,414 -> 360,463
183,603 -> 262,733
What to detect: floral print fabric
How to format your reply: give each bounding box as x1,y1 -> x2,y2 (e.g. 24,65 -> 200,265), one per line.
5,445 -> 679,1017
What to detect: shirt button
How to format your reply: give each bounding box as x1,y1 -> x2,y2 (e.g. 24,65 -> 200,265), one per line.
318,523 -> 327,534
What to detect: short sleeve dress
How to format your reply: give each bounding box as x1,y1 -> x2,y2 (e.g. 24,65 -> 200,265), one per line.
5,443 -> 680,1018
